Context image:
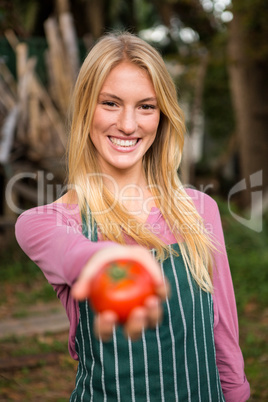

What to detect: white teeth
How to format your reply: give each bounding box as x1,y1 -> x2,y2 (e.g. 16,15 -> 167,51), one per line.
109,137 -> 138,147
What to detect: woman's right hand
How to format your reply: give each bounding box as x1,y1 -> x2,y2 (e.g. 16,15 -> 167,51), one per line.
71,245 -> 168,341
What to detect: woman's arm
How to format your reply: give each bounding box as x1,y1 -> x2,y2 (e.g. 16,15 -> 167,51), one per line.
15,203 -> 116,286
211,203 -> 250,402
15,203 -> 166,341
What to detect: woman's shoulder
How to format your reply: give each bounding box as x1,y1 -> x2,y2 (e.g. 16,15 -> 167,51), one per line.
184,187 -> 219,224
17,191 -> 80,222
54,190 -> 78,205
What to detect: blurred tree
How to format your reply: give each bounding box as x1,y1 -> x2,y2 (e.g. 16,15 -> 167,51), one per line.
150,0 -> 268,206
151,0 -> 216,44
80,0 -> 105,38
63,0 -> 138,39
227,0 -> 268,206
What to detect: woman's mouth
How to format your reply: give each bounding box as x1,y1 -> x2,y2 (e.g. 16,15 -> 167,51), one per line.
108,137 -> 139,148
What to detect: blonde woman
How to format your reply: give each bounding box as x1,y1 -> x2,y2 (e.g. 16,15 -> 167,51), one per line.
16,32 -> 250,401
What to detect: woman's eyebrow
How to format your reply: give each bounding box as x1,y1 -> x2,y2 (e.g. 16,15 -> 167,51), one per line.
99,93 -> 122,101
139,97 -> 158,103
99,92 -> 157,103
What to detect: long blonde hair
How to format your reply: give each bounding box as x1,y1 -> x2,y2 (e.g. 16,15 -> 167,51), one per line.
68,32 -> 215,292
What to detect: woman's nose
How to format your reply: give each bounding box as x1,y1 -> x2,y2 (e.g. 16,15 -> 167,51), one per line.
117,108 -> 137,135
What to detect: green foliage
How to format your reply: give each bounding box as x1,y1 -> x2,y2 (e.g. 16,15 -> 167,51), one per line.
104,0 -> 135,32
10,335 -> 68,357
135,0 -> 161,31
232,0 -> 268,60
0,0 -> 43,36
13,0 -> 40,34
0,37 -> 87,85
16,282 -> 56,305
0,239 -> 56,305
213,198 -> 268,399
202,32 -> 235,159
216,197 -> 268,314
1,242 -> 41,282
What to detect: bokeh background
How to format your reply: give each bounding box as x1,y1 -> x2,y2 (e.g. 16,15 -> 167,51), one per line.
0,0 -> 267,400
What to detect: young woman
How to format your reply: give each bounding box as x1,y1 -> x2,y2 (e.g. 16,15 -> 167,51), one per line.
15,32 -> 250,401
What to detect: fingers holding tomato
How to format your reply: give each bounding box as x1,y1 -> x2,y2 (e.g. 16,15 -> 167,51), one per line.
123,307 -> 148,341
71,245 -> 169,341
94,310 -> 118,342
94,299 -> 162,342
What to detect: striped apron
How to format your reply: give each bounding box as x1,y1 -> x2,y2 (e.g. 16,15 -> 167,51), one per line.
70,216 -> 225,402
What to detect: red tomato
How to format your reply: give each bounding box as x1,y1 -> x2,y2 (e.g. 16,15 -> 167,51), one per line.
89,259 -> 156,323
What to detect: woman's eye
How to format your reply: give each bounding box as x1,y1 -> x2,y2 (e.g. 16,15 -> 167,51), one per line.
140,104 -> 156,110
102,101 -> 117,107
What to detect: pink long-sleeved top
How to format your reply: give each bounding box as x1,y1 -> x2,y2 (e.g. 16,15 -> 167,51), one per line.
15,189 -> 250,401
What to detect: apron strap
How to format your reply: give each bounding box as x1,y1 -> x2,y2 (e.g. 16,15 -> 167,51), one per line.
82,204 -> 98,242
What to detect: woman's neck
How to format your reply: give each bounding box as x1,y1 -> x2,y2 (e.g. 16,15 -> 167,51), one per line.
102,167 -> 156,220
102,164 -> 147,194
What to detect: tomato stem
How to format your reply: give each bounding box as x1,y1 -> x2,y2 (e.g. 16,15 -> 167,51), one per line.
108,264 -> 128,282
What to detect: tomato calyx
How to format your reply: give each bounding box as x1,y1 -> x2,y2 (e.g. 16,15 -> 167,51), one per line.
108,264 -> 129,282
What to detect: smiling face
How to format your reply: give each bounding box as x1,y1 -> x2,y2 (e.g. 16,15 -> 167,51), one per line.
90,62 -> 160,178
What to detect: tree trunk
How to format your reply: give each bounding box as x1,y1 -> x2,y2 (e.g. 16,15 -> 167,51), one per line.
227,11 -> 268,207
84,0 -> 105,39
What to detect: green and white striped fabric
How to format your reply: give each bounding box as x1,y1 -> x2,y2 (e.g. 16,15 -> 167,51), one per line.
70,217 -> 225,401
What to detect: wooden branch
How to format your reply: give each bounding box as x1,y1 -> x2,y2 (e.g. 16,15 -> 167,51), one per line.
17,57 -> 37,105
2,28 -> 67,160
56,0 -> 71,14
0,78 -> 16,111
59,12 -> 80,82
4,29 -> 19,50
32,76 -> 66,148
28,81 -> 40,150
0,106 -> 19,164
17,56 -> 37,143
44,50 -> 56,103
16,42 -> 28,80
44,17 -> 72,113
0,61 -> 17,98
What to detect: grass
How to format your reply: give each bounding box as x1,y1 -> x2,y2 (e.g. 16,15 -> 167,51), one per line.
0,240 -> 56,311
216,197 -> 268,401
0,333 -> 77,401
216,198 -> 268,314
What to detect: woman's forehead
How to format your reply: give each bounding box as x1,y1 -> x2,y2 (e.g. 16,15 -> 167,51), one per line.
99,62 -> 156,95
